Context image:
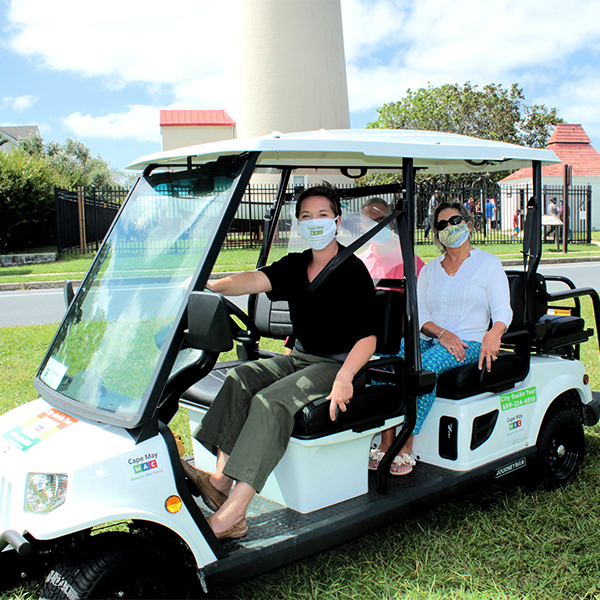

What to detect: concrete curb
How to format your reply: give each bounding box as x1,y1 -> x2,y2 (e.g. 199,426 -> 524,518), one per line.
0,258 -> 598,293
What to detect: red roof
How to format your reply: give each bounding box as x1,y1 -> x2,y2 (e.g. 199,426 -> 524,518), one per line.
160,110 -> 236,127
502,123 -> 600,181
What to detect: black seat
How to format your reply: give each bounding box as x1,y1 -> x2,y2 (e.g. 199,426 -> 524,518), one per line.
527,274 -> 593,352
181,288 -> 407,439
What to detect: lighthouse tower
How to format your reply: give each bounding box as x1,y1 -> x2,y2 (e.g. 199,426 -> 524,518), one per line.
224,0 -> 351,139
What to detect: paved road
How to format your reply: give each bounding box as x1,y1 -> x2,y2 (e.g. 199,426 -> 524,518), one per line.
1,262 -> 599,328
536,262 -> 600,294
0,286 -> 250,328
0,288 -> 69,328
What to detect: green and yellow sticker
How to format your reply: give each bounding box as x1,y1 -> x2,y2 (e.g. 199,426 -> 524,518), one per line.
499,387 -> 537,411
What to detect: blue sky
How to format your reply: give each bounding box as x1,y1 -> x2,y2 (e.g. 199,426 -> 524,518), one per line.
2,0 -> 600,172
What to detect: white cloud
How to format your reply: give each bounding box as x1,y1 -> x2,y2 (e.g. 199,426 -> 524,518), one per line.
6,0 -> 232,87
6,0 -> 600,148
1,94 -> 38,111
340,0 -> 407,63
63,105 -> 161,142
539,68 -> 600,145
344,0 -> 600,115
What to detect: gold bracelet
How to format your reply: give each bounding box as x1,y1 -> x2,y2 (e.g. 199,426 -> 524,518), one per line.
438,329 -> 446,339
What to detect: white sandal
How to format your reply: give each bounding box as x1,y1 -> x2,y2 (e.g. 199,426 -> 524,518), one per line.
368,449 -> 385,471
390,453 -> 416,476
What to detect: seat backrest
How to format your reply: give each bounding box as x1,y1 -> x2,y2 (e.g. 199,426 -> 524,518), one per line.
374,289 -> 404,355
505,271 -> 525,331
253,287 -> 405,354
254,293 -> 293,340
505,270 -> 549,333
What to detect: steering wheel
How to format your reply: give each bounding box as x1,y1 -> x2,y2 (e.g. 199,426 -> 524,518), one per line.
221,296 -> 261,345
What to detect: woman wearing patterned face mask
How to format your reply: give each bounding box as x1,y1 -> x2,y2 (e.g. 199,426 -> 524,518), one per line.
369,202 -> 512,476
182,182 -> 377,540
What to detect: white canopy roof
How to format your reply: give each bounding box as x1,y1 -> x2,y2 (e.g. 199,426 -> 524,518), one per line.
127,129 -> 560,175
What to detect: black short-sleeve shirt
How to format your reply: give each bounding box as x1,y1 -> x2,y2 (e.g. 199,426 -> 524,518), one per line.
260,246 -> 377,356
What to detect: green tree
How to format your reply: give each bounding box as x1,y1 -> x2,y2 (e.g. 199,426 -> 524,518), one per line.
0,148 -> 60,252
0,134 -> 133,253
365,82 -> 562,188
369,82 -> 562,149
18,132 -> 132,188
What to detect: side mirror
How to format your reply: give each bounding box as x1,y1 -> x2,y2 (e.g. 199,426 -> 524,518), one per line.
64,280 -> 74,309
185,291 -> 234,353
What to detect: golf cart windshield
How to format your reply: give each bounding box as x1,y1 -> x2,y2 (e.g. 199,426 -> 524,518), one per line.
35,158 -> 248,428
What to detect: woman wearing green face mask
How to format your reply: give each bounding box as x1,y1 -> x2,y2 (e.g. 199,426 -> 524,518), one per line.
369,202 -> 512,476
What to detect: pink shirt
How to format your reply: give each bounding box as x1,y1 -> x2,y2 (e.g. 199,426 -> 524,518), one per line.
358,244 -> 425,280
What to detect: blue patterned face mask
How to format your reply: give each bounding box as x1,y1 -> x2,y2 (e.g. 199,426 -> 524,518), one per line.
438,222 -> 470,248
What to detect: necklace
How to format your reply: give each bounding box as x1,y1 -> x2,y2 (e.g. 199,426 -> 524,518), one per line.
443,259 -> 461,277
444,245 -> 472,276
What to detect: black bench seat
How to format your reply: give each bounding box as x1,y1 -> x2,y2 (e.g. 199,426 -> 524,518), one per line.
181,358 -> 405,440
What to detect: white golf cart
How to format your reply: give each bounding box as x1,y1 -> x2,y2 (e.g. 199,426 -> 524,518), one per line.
1,130 -> 599,599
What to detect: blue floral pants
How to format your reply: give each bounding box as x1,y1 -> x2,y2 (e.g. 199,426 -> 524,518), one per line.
388,338 -> 482,435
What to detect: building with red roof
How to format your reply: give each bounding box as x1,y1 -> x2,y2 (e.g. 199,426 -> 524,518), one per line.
160,110 -> 236,151
500,123 -> 600,229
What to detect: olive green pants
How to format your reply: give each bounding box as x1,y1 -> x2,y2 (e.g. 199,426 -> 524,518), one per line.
194,349 -> 343,492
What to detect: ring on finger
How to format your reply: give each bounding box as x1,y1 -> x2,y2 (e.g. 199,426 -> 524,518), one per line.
492,355 -> 498,361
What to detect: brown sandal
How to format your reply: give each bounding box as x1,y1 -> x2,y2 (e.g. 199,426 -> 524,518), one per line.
180,459 -> 228,511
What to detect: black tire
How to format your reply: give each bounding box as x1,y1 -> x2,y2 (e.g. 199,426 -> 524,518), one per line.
535,406 -> 585,490
40,532 -> 197,599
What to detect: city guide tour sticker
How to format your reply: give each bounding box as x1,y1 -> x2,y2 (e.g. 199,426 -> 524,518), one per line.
499,387 -> 537,411
3,408 -> 78,451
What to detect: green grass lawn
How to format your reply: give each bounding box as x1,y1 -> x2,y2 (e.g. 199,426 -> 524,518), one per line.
2,238 -> 600,286
1,317 -> 600,599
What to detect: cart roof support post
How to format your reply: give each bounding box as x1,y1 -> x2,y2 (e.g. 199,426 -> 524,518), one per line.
376,157 -> 422,494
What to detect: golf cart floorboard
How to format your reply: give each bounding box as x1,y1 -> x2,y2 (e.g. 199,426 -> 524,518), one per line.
201,450 -> 534,589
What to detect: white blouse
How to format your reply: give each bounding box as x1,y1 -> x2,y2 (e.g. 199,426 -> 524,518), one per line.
418,248 -> 513,343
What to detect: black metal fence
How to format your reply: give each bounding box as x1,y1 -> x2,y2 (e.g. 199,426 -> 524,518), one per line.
55,186 -> 128,253
414,181 -> 592,245
500,182 -> 593,245
55,181 -> 593,254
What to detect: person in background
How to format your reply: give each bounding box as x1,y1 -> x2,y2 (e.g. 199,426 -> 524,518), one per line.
511,208 -> 521,240
484,198 -> 494,237
544,197 -> 559,242
358,197 -> 425,280
368,202 -> 512,476
465,197 -> 474,215
559,199 -> 572,242
423,190 -> 439,240
182,182 -> 377,539
489,198 -> 497,230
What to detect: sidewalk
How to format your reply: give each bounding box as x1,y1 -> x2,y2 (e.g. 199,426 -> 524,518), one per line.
2,255 -> 599,292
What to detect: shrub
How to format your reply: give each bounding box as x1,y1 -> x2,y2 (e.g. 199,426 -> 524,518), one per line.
0,148 -> 60,252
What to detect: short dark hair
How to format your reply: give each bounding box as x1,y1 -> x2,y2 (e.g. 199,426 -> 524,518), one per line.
432,201 -> 474,252
295,181 -> 341,219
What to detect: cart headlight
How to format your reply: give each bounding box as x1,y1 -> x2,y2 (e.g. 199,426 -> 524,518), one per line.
25,473 -> 68,513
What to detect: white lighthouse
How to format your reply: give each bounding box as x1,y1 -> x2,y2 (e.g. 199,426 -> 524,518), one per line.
160,0 -> 351,178
224,0 -> 351,139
